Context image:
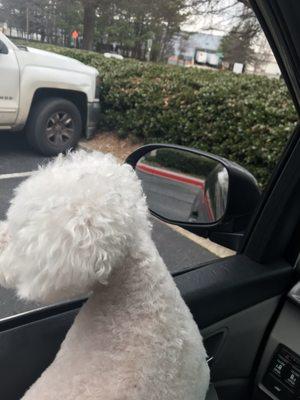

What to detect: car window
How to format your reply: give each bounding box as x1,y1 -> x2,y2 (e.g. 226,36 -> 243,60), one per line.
0,0 -> 297,318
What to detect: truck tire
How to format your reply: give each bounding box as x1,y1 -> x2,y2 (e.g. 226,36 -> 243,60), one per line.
26,97 -> 82,156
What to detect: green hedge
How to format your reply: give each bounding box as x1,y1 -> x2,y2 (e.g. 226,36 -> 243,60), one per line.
14,40 -> 298,187
143,149 -> 217,179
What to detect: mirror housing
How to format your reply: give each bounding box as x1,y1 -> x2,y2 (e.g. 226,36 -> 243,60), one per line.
126,144 -> 261,251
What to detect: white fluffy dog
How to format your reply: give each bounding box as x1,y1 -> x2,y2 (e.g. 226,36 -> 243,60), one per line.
0,151 -> 210,400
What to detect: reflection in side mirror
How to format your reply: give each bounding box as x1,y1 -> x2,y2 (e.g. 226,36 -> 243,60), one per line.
136,148 -> 229,224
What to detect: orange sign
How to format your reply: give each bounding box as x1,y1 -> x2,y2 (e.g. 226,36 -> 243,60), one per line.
71,30 -> 79,40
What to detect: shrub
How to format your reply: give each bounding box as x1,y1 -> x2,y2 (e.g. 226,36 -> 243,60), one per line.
14,40 -> 298,187
143,149 -> 217,179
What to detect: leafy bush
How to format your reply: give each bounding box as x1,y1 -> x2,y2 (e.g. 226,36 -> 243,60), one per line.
143,149 -> 217,179
14,40 -> 298,186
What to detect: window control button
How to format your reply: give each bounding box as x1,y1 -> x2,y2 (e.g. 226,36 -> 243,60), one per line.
262,345 -> 300,400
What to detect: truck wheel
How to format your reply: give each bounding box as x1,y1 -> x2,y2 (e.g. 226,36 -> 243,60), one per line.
26,97 -> 82,156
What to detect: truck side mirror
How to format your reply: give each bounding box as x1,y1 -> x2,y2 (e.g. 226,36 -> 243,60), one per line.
126,144 -> 261,251
0,40 -> 8,55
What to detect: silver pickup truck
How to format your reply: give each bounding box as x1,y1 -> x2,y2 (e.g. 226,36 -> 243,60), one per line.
0,33 -> 100,156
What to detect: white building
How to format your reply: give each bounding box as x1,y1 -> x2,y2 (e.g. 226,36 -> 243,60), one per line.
169,32 -> 223,68
246,35 -> 281,77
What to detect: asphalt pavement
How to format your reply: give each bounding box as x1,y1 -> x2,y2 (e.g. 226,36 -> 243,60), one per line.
137,169 -> 211,223
0,132 -> 216,319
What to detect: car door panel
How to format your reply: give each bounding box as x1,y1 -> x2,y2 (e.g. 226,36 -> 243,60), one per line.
0,299 -> 281,400
0,253 -> 293,400
202,296 -> 280,381
175,255 -> 293,329
206,385 -> 219,400
202,297 -> 281,400
0,308 -> 78,400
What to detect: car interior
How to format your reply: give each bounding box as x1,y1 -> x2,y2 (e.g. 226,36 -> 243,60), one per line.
1,1 -> 300,400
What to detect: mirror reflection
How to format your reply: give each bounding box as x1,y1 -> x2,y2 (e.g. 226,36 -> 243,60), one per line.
136,148 -> 229,224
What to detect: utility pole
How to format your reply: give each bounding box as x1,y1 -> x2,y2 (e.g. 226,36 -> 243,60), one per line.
146,38 -> 153,62
53,1 -> 57,44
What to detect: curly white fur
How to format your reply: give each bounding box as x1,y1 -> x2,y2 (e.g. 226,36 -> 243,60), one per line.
0,151 -> 210,400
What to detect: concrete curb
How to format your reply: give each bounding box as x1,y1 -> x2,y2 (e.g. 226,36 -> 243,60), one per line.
78,141 -> 93,152
167,224 -> 235,258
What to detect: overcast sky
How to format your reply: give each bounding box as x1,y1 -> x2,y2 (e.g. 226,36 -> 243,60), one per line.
182,0 -> 244,36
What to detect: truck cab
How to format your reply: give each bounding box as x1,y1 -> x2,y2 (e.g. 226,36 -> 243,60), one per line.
0,33 -> 100,156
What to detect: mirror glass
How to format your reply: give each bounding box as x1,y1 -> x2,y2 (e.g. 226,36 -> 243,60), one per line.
136,148 -> 229,224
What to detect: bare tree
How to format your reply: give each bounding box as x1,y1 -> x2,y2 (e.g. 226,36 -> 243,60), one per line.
188,0 -> 258,39
220,19 -> 259,66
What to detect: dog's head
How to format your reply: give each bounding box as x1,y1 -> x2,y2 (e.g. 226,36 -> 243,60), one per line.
0,151 -> 151,303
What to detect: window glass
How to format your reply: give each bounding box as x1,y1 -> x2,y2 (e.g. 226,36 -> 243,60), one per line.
0,0 -> 297,317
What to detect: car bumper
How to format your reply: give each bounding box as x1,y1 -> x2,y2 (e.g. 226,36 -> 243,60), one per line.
86,101 -> 100,139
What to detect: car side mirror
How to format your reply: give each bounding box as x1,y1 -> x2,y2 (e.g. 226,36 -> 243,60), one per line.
126,144 -> 261,251
0,40 -> 8,55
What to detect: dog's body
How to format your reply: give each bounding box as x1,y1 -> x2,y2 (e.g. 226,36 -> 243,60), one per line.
23,241 -> 209,400
0,152 -> 209,400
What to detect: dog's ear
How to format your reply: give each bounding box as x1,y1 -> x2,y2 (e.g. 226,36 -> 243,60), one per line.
12,202 -> 131,303
0,151 -> 151,304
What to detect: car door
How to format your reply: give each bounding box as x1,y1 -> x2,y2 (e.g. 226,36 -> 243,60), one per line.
0,35 -> 20,127
0,1 -> 300,400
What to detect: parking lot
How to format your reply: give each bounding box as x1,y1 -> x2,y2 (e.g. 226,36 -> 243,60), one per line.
0,132 -> 216,318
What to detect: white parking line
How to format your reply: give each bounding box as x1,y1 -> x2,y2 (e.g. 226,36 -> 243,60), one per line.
0,171 -> 35,180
